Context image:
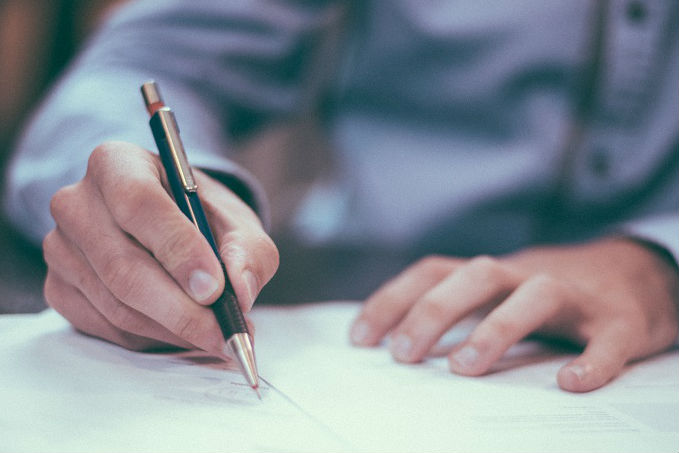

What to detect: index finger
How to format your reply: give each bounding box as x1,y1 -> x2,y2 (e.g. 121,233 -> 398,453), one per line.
87,142 -> 225,305
350,256 -> 460,346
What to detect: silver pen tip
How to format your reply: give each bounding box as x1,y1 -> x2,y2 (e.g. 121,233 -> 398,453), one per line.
227,333 -> 259,390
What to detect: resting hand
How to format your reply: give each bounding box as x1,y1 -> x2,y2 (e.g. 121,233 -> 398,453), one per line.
350,239 -> 678,392
43,141 -> 278,355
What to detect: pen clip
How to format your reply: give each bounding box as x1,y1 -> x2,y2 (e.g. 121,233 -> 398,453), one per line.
156,108 -> 198,192
142,80 -> 197,192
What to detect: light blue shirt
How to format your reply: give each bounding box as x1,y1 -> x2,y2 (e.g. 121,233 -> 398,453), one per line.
3,0 -> 677,262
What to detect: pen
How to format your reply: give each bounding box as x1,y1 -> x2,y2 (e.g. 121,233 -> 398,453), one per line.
140,81 -> 260,398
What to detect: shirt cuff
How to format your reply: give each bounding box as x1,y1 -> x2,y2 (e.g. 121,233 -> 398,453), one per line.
618,212 -> 679,267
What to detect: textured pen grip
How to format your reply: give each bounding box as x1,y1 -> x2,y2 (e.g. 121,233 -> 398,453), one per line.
211,264 -> 250,337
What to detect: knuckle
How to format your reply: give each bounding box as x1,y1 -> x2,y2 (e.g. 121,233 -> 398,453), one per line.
155,228 -> 200,273
483,317 -> 521,340
414,255 -> 450,276
103,297 -> 139,333
49,185 -> 78,222
220,231 -> 245,256
105,300 -> 134,330
73,268 -> 92,294
110,180 -> 151,230
526,273 -> 563,299
87,142 -> 119,177
104,300 -> 150,339
417,296 -> 450,322
87,142 -> 158,231
464,255 -> 504,283
102,253 -> 145,302
170,314 -> 204,344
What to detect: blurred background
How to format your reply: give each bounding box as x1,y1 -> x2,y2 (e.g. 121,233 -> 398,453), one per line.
0,0 -> 341,313
0,0 -> 127,313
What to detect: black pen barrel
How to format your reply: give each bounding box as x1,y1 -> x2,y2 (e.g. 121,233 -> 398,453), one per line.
211,279 -> 250,337
151,114 -> 250,338
186,192 -> 250,337
143,81 -> 259,394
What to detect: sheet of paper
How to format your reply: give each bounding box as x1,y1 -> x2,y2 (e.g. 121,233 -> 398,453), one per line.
0,310 -> 347,453
253,302 -> 679,453
1,303 -> 677,452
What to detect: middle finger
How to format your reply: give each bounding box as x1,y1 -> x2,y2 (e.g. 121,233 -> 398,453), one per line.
350,256 -> 460,346
44,228 -> 194,349
389,256 -> 520,363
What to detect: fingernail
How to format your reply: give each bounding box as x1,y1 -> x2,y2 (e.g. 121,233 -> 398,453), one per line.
390,334 -> 413,361
565,364 -> 587,381
558,364 -> 590,390
451,345 -> 479,370
188,270 -> 219,302
242,270 -> 258,310
350,320 -> 372,345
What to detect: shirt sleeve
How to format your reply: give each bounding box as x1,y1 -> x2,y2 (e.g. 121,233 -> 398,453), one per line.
620,213 -> 679,266
2,0 -> 344,244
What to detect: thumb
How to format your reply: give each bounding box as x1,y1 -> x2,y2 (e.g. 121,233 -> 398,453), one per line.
557,325 -> 633,392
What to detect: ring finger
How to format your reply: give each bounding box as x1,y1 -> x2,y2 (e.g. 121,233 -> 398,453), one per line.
43,228 -> 194,349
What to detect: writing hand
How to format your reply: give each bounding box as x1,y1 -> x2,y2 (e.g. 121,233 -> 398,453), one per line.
43,141 -> 279,355
350,239 -> 678,392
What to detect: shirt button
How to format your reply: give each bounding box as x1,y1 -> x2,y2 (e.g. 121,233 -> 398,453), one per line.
589,148 -> 610,178
626,1 -> 647,23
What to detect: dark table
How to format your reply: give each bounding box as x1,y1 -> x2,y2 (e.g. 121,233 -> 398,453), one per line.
0,218 -> 46,314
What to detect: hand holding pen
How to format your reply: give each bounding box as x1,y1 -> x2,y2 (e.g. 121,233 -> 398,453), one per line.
43,85 -> 278,382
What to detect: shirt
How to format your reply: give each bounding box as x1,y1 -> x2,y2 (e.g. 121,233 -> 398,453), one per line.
3,0 -> 677,264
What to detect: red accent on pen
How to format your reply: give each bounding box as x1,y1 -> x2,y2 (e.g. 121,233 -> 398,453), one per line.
146,101 -> 166,116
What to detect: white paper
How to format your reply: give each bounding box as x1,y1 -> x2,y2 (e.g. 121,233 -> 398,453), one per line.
1,302 -> 677,453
